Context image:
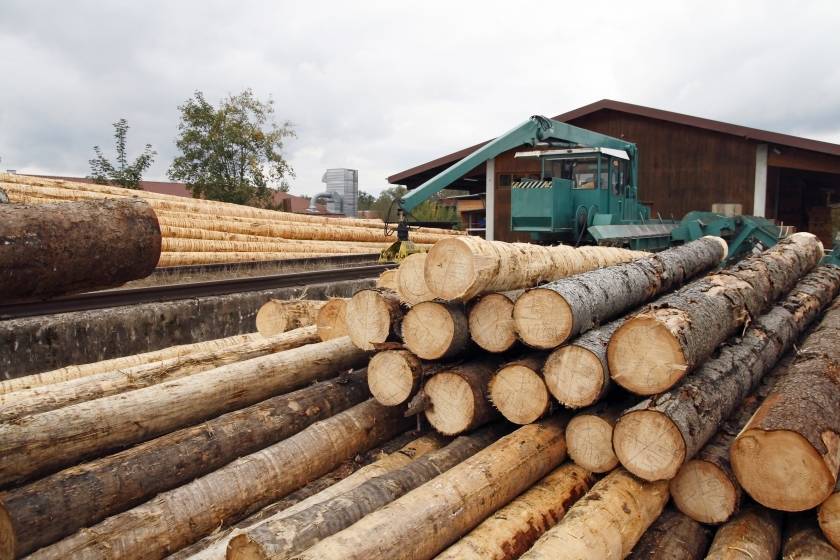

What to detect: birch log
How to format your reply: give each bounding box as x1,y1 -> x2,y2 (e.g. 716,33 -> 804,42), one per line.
402,301 -> 470,360
424,357 -> 505,435
488,353 -> 550,425
819,480 -> 840,550
367,349 -> 424,406
565,401 -> 629,473
468,290 -> 522,352
396,253 -> 435,304
704,504 -> 782,560
255,300 -> 325,337
315,299 -> 349,341
627,508 -> 711,560
345,289 -> 403,350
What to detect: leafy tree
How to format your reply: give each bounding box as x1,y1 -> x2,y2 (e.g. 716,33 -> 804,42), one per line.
168,89 -> 295,206
357,191 -> 376,211
372,186 -> 460,228
88,119 -> 156,189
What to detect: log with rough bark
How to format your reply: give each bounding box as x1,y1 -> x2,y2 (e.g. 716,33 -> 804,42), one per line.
785,512 -> 840,559
0,336 -> 367,486
345,289 -> 404,350
424,357 -> 505,435
608,233 -> 823,395
228,425 -> 504,559
520,468 -> 669,560
565,400 -> 629,473
514,237 -> 726,349
376,269 -> 399,291
488,353 -> 550,425
0,326 -> 320,420
26,400 -> 411,560
255,300 -> 325,337
731,293 -> 840,512
423,236 -> 643,301
543,317 -> 624,408
396,253 -> 435,305
402,301 -> 471,360
367,349 -> 424,406
819,480 -> 840,551
435,462 -> 594,560
468,290 -> 522,353
611,266 -> 840,482
704,504 -> 781,560
0,199 -> 161,299
627,508 -> 711,560
315,298 -> 349,341
292,416 -> 571,560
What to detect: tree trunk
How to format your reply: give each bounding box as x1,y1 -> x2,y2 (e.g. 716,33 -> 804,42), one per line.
255,300 -> 325,337
435,463 -> 594,560
784,512 -> 840,559
423,236 -> 644,301
0,199 -> 161,299
292,416 -> 570,560
468,290 -> 522,353
704,504 -> 781,560
396,253 -> 435,305
316,299 -> 349,341
402,301 -> 471,360
367,349 -> 425,406
345,289 -> 404,350
608,232 -> 823,395
0,336 -> 368,486
731,294 -> 840,512
543,317 -> 624,408
488,353 -> 551,425
514,237 -> 726,349
26,400 -> 412,560
819,480 -> 840,551
228,425 -> 505,559
0,326 -> 320,420
519,468 -> 669,560
565,400 -> 631,473
627,508 -> 711,560
424,357 -> 505,435
376,269 -> 399,291
612,266 -> 840,482
158,251 -> 337,267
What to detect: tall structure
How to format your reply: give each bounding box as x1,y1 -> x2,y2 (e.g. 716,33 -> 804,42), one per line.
314,168 -> 358,217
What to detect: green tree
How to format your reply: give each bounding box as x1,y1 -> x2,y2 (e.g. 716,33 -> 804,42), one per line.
372,186 -> 460,227
357,191 -> 376,211
168,89 -> 295,206
88,119 -> 156,189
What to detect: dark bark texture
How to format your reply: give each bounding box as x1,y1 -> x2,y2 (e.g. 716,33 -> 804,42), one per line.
629,508 -> 711,560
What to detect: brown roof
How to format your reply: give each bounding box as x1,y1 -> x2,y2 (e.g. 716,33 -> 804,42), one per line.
388,99 -> 840,184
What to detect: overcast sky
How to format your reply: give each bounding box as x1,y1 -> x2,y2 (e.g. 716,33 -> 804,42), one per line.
1,1 -> 839,196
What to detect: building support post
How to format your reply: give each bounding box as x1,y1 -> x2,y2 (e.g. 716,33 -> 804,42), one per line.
753,143 -> 768,217
485,158 -> 495,240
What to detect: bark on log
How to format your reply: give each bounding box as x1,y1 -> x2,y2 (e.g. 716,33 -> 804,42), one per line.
731,293 -> 840,512
26,400 -> 412,560
0,370 -> 370,558
435,462 -> 594,560
0,336 -> 367,486
424,357 -> 505,435
785,512 -> 840,559
519,468 -> 669,560
292,416 -> 571,560
608,233 -> 824,395
402,301 -> 470,360
423,236 -> 643,301
228,425 -> 504,559
157,251 -> 337,267
0,199 -> 161,299
543,317 -> 624,408
488,353 -> 550,425
367,349 -> 424,406
628,507 -> 711,560
315,299 -> 349,341
396,253 -> 435,305
0,326 -> 320,420
514,237 -> 726,349
566,400 -> 631,473
704,504 -> 781,560
612,266 -> 840,482
345,289 -> 404,350
468,290 -> 522,353
255,300 -> 325,337
819,480 -> 840,551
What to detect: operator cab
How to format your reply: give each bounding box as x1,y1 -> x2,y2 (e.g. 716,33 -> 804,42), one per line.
515,147 -> 631,194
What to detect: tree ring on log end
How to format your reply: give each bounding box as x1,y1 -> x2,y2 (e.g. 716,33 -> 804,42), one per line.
346,291 -> 393,351
423,238 -> 478,300
469,294 -> 516,352
316,299 -> 348,341
513,289 -> 573,349
424,372 -> 475,435
488,364 -> 548,425
819,491 -> 840,549
608,316 -> 687,395
368,351 -> 418,406
397,253 -> 435,305
402,302 -> 457,360
613,409 -> 686,481
670,459 -> 738,524
566,414 -> 618,473
544,345 -> 604,408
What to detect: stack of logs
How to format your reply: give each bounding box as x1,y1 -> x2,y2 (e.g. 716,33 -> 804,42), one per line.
2,233 -> 839,559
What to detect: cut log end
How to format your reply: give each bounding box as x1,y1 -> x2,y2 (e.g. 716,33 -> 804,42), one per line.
608,315 -> 687,395
818,491 -> 840,550
613,409 -> 686,481
0,505 -> 14,560
702,235 -> 729,261
367,350 -> 421,406
396,253 -> 434,305
468,293 -> 517,353
402,302 -> 465,360
544,345 -> 605,408
423,237 -> 477,300
670,459 -> 738,525
566,414 -> 619,473
227,539 -> 263,560
489,364 -> 549,425
513,289 -> 573,349
316,299 -> 348,341
732,428 -> 837,512
346,290 -> 398,351
424,372 -> 476,435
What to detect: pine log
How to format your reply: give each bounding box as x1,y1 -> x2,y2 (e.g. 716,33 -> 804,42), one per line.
158,251 -> 337,267
608,232 -> 823,395
543,317 -> 624,408
612,266 -> 840,482
396,253 -> 435,305
367,349 -> 424,406
519,468 -> 669,560
345,289 -> 404,350
468,290 -> 522,352
435,462 -> 594,560
402,301 -> 470,360
26,400 -> 411,560
565,400 -> 629,473
160,237 -> 385,255
731,293 -> 840,512
514,237 -> 726,349
292,416 -> 571,560
488,353 -> 550,425
0,326 -> 320,420
785,512 -> 840,559
424,357 -> 505,435
0,199 -> 161,299
376,269 -> 399,291
819,480 -> 840,551
228,425 -> 504,559
0,336 -> 367,486
704,504 -> 781,560
255,300 -> 325,337
628,508 -> 711,560
315,298 -> 349,341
